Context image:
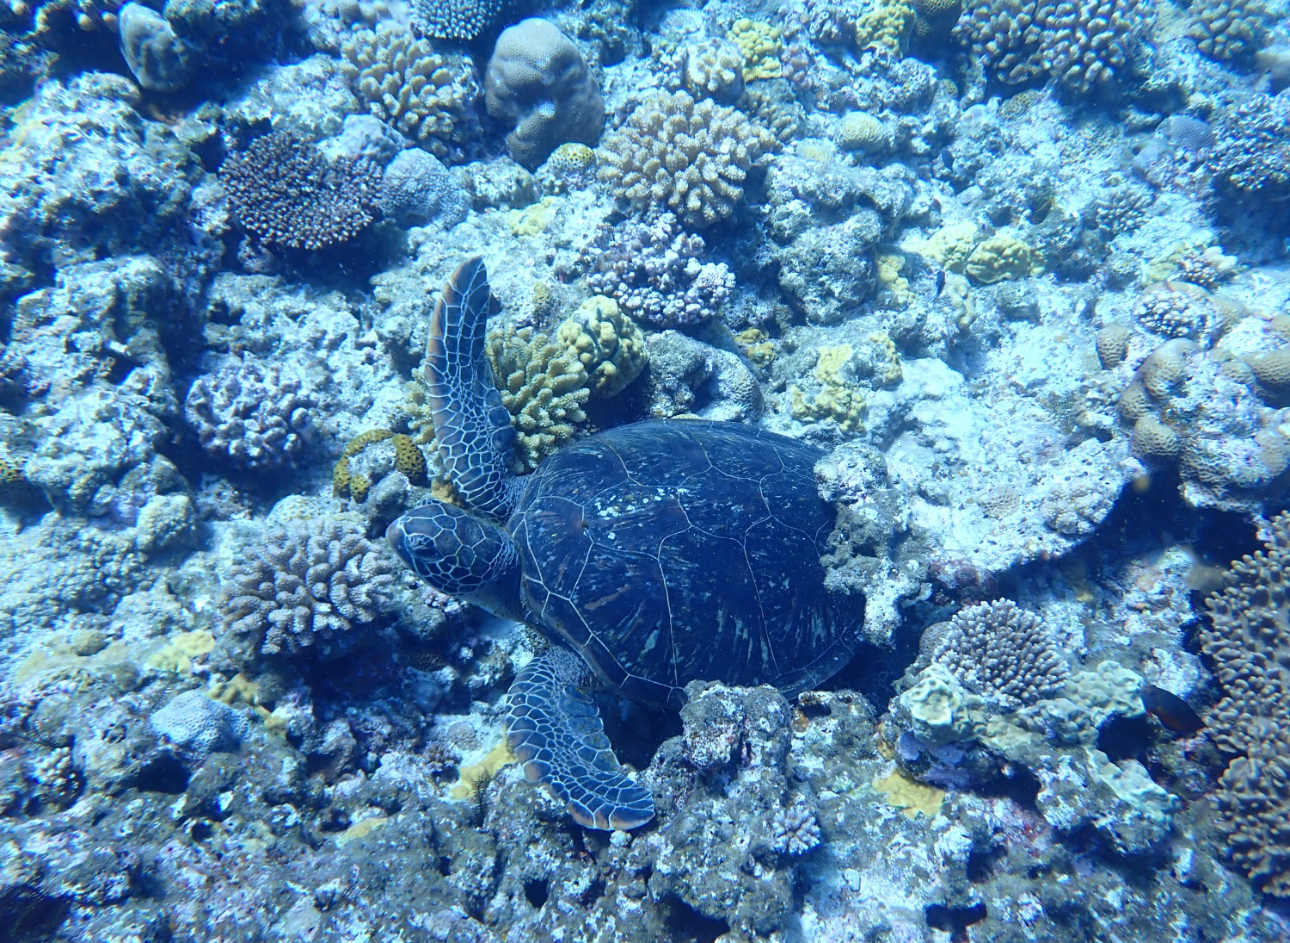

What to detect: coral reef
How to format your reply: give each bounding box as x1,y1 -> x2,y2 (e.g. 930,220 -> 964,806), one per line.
219,515 -> 398,657
484,18 -> 603,169
340,22 -> 482,161
598,90 -> 777,228
220,130 -> 381,250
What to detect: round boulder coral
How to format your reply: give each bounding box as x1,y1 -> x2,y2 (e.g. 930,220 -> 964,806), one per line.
485,18 -> 604,170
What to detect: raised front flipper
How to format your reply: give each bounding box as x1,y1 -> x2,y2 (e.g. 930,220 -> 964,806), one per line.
505,649 -> 655,830
425,256 -> 518,522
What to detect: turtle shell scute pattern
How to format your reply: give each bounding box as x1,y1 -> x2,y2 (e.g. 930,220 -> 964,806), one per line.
510,420 -> 863,709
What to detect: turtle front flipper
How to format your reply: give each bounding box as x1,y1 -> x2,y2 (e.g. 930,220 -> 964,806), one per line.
426,257 -> 518,522
506,649 -> 655,830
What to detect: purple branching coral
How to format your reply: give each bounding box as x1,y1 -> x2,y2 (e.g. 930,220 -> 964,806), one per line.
577,213 -> 734,328
184,355 -> 314,471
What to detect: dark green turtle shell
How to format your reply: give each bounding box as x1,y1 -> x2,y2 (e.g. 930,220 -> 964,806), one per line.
510,419 -> 864,710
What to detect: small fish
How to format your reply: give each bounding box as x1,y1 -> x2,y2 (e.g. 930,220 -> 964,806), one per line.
1142,684 -> 1204,735
940,147 -> 954,172
933,270 -> 946,298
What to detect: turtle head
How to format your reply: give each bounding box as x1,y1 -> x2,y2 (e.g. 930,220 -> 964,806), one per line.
387,502 -> 524,622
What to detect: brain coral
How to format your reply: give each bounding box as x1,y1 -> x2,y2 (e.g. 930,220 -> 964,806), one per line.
220,130 -> 380,250
484,18 -> 604,170
954,0 -> 1154,92
340,22 -> 482,161
1202,511 -> 1290,895
221,516 -> 398,657
930,600 -> 1070,710
598,90 -> 777,229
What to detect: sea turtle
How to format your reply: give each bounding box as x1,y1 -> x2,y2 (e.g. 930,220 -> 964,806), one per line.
387,257 -> 865,829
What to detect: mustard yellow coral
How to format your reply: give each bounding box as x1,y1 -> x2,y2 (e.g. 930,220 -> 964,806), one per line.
728,18 -> 783,80
964,235 -> 1043,284
555,296 -> 648,397
486,322 -> 591,473
855,0 -> 916,53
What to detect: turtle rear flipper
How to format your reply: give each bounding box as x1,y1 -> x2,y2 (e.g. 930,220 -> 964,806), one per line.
506,649 -> 655,830
426,256 -> 518,522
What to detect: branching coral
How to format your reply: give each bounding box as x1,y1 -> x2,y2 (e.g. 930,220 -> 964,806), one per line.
930,600 -> 1070,710
220,130 -> 380,250
598,90 -> 776,228
340,22 -> 482,160
1202,511 -> 1290,895
221,516 -> 398,657
484,323 -> 591,473
954,0 -> 1154,92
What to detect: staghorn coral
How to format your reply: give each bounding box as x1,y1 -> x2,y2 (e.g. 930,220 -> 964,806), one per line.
484,18 -> 604,170
953,0 -> 1154,92
184,354 -> 314,471
577,213 -> 735,328
484,323 -> 590,473
221,516 -> 398,657
1202,512 -> 1290,895
1186,0 -> 1269,61
930,600 -> 1070,710
598,90 -> 777,229
340,22 -> 482,161
221,131 -> 380,251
